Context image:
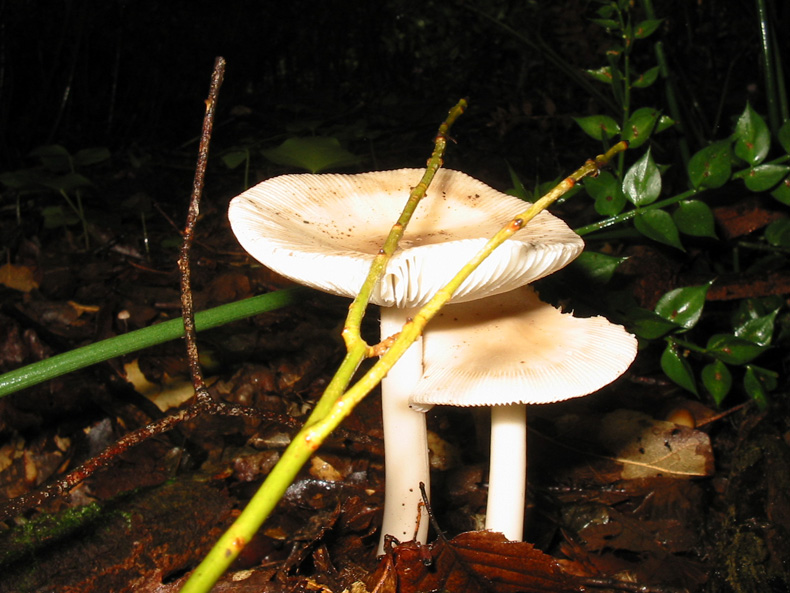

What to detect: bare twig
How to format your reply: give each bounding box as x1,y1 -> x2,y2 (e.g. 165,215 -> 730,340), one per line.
179,56 -> 226,404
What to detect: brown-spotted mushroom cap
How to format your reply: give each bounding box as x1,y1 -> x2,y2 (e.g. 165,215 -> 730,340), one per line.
409,285 -> 637,542
228,169 -> 584,308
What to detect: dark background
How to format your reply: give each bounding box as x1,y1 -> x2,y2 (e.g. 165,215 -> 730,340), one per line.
3,0 -> 786,191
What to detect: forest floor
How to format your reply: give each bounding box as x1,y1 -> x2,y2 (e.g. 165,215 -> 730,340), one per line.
0,147 -> 789,593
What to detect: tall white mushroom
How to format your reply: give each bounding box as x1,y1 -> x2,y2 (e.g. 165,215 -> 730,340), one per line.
228,168 -> 583,552
410,284 -> 638,541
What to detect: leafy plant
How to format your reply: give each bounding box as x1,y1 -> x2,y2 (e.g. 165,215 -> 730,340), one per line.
562,0 -> 790,408
0,144 -> 110,250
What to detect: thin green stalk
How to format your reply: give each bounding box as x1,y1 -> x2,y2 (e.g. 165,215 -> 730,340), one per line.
576,152 -> 790,238
575,188 -> 698,236
0,288 -> 306,397
756,0 -> 782,133
178,140 -> 627,593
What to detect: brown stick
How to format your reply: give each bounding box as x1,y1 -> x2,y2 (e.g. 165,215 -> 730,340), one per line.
179,56 -> 226,403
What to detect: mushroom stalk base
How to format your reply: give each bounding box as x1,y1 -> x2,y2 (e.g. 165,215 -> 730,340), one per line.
485,403 -> 527,541
377,306 -> 430,554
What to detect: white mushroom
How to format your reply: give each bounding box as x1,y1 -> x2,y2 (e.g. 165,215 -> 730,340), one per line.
228,168 -> 583,552
410,284 -> 638,541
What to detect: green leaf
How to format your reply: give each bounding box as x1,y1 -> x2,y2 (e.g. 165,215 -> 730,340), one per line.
585,66 -> 614,84
633,19 -> 663,39
734,308 -> 779,345
262,137 -> 361,173
778,119 -> 790,154
626,307 -> 679,339
743,366 -> 771,409
584,171 -> 626,215
589,18 -> 619,30
661,341 -> 698,395
622,108 -> 661,149
634,210 -> 683,250
733,103 -> 770,165
741,164 -> 790,192
73,147 -> 111,167
764,219 -> 790,248
707,334 -> 767,365
506,162 -> 529,201
573,115 -> 620,140
770,177 -> 790,205
655,115 -> 675,134
221,149 -> 250,170
672,200 -> 717,238
655,281 -> 712,329
570,251 -> 628,284
687,140 -> 732,189
40,172 -> 94,193
41,205 -> 80,229
632,66 -> 661,89
29,144 -> 72,173
623,148 -> 661,205
701,360 -> 732,406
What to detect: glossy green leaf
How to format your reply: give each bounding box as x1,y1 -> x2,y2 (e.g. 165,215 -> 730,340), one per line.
701,360 -> 732,406
764,219 -> 790,248
655,115 -> 675,134
570,251 -> 628,284
573,115 -> 620,140
706,333 -> 767,365
743,366 -> 771,409
741,164 -> 790,192
673,200 -> 717,238
778,119 -> 790,155
262,136 -> 361,173
687,140 -> 732,189
661,341 -> 698,395
585,66 -> 614,84
632,66 -> 660,89
655,281 -> 712,329
770,177 -> 790,205
584,171 -> 626,215
634,210 -> 683,250
734,308 -> 779,345
623,108 -> 661,148
623,148 -> 661,205
633,19 -> 663,38
626,307 -> 679,339
733,103 -> 770,165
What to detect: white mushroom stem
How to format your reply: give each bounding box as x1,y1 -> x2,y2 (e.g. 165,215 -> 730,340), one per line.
485,404 -> 527,541
377,306 -> 430,554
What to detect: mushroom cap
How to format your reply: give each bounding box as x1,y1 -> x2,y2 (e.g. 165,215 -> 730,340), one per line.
410,285 -> 637,409
229,169 -> 583,308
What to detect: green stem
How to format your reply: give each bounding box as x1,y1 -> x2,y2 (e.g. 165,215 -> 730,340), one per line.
576,188 -> 698,236
0,288 -> 306,398
577,153 -> 790,238
756,0 -> 782,133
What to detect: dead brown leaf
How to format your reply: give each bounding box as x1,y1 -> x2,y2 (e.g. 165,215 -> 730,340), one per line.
0,262 -> 39,292
382,532 -> 585,593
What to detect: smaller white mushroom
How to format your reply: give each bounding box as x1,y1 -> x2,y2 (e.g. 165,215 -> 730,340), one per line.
410,284 -> 637,541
